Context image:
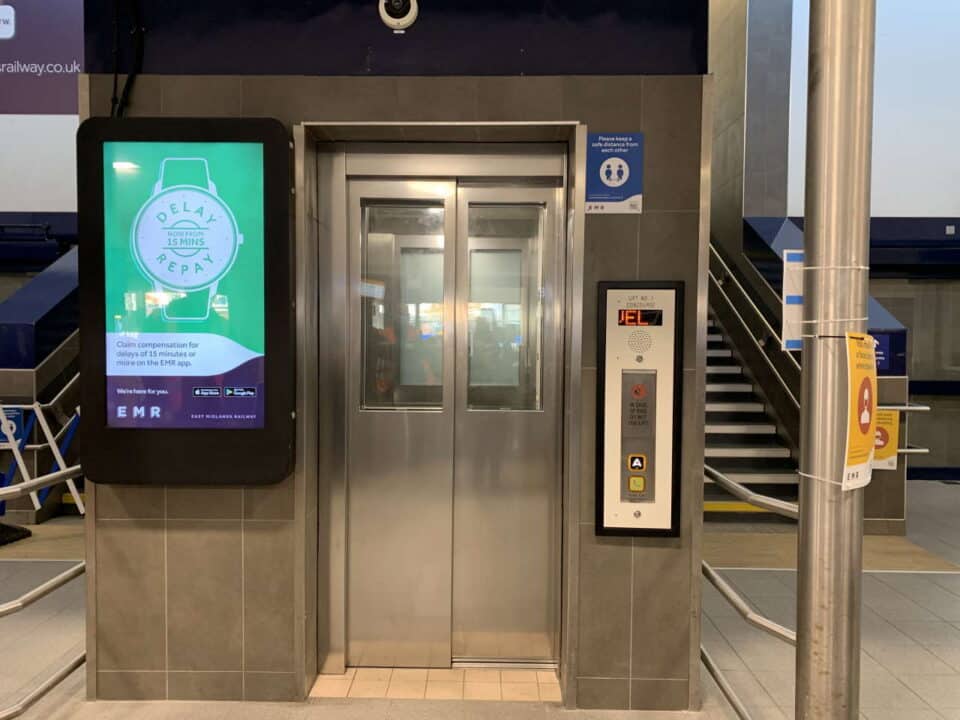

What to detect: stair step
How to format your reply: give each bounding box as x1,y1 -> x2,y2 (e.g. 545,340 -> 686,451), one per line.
705,382 -> 752,393
705,445 -> 792,459
705,401 -> 764,413
703,500 -> 772,513
705,456 -> 798,475
705,422 -> 777,435
707,349 -> 732,358
707,355 -> 740,367
705,410 -> 771,423
704,473 -> 798,485
706,391 -> 762,404
706,365 -> 743,375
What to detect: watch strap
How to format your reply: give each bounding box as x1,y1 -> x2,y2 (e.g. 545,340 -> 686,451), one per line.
155,157 -> 214,192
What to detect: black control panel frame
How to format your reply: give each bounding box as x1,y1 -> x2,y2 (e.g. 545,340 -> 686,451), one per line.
77,117 -> 294,485
596,281 -> 684,537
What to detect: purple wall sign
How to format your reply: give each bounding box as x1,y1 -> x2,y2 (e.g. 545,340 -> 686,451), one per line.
0,0 -> 83,114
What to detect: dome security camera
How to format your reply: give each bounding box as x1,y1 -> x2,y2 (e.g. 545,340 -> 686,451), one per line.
380,0 -> 418,32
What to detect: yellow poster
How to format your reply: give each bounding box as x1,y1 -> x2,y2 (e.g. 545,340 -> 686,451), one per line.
843,333 -> 877,490
873,409 -> 900,471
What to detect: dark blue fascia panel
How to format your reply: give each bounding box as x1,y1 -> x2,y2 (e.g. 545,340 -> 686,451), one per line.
0,212 -> 78,242
907,468 -> 960,481
742,217 -> 907,376
0,248 -> 79,369
789,216 -> 960,279
84,0 -> 707,76
910,380 -> 960,396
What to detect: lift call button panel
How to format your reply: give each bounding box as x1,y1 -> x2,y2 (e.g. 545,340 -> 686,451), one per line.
597,283 -> 683,536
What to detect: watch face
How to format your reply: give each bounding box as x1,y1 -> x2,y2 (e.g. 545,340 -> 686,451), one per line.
132,185 -> 241,291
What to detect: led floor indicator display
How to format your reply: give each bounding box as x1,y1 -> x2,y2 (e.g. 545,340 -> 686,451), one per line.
103,142 -> 265,429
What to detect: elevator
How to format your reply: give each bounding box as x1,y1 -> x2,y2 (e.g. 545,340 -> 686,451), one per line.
338,145 -> 565,669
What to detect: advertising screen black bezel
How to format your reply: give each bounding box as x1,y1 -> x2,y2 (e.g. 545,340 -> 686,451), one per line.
77,117 -> 293,485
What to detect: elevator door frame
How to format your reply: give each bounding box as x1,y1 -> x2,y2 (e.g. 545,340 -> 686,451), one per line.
309,129 -> 588,699
343,148 -> 566,669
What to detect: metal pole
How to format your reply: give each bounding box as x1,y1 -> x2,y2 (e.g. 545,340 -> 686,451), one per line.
796,1 -> 876,718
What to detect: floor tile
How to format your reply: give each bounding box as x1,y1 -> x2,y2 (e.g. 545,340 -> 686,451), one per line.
424,681 -> 463,699
349,680 -> 389,698
900,673 -> 960,708
501,682 -> 540,701
386,680 -> 426,699
538,683 -> 561,702
463,669 -> 500,683
391,669 -> 428,683
893,619 -> 960,647
500,670 -> 539,683
865,642 -> 957,675
427,668 -> 464,682
862,709 -> 942,720
463,682 -> 501,701
310,676 -> 353,698
355,668 -> 392,683
859,669 -> 931,710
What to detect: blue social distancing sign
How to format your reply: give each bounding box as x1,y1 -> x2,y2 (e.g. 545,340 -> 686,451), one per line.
586,133 -> 644,214
2,408 -> 24,443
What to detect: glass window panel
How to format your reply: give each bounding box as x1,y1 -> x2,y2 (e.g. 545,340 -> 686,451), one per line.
466,204 -> 545,410
360,204 -> 444,409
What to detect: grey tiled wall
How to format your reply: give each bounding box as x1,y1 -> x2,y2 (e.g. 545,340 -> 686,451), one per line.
88,481 -> 298,701
82,73 -> 708,709
575,77 -> 708,710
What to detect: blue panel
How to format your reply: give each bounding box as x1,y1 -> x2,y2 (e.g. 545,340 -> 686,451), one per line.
0,248 -> 79,369
907,468 -> 960,481
0,212 -> 78,242
910,380 -> 960,396
84,0 -> 708,76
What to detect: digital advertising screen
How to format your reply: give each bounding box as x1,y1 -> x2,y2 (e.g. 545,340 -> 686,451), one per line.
102,142 -> 265,429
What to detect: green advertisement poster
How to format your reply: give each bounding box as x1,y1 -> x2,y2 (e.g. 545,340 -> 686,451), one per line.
102,141 -> 266,429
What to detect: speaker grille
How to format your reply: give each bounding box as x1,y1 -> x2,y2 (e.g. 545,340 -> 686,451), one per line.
627,329 -> 653,353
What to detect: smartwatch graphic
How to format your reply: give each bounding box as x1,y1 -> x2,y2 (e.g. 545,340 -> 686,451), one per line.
131,157 -> 243,321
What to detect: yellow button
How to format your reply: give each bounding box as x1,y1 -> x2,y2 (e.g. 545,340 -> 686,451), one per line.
627,454 -> 647,472
628,476 -> 646,493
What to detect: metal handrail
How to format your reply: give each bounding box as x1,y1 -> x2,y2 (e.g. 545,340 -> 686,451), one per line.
0,466 -> 83,501
0,562 -> 85,619
0,652 -> 85,720
2,374 -> 78,412
702,561 -> 796,645
702,646 -> 753,720
704,464 -> 799,520
23,412 -> 76,451
709,245 -> 801,373
878,404 -> 930,412
899,446 -> 930,455
709,272 -> 801,409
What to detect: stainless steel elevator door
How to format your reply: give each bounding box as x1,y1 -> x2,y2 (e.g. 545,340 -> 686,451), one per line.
453,186 -> 562,663
346,176 -> 562,668
347,180 -> 457,668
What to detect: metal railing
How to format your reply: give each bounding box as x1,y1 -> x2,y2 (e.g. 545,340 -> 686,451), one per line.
0,562 -> 85,619
1,373 -> 84,514
0,515 -> 86,719
702,463 -> 798,720
704,464 -> 798,519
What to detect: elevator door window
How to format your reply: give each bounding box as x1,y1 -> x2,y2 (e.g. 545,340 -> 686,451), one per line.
360,204 -> 445,409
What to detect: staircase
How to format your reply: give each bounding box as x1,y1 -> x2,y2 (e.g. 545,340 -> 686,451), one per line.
704,316 -> 799,515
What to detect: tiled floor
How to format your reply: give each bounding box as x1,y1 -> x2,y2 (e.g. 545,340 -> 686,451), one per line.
701,481 -> 960,719
310,667 -> 563,702
907,480 -> 960,567
0,560 -> 85,709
